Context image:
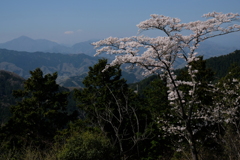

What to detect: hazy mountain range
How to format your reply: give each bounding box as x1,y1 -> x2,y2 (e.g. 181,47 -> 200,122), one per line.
0,36 -> 97,56
0,48 -> 142,86
0,36 -> 239,87
0,36 -> 238,58
0,48 -> 96,79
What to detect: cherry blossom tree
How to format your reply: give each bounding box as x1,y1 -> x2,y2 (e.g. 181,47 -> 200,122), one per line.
92,12 -> 240,160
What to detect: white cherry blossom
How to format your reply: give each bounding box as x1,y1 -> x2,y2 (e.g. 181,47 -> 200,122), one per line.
92,12 -> 240,160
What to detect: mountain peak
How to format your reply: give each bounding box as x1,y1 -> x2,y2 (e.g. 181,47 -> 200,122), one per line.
0,36 -> 64,52
12,36 -> 35,43
18,35 -> 33,40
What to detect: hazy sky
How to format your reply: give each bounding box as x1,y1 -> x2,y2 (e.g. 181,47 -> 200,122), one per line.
1,0 -> 240,45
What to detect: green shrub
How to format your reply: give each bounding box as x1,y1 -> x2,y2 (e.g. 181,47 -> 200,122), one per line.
58,131 -> 115,160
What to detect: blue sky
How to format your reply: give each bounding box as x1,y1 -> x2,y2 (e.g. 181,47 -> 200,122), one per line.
1,0 -> 240,45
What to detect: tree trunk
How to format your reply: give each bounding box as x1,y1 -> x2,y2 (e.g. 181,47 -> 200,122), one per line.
186,120 -> 199,160
190,141 -> 198,160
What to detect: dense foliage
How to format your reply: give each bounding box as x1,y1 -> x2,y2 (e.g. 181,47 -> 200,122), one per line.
0,68 -> 76,149
206,50 -> 240,79
0,54 -> 240,159
1,12 -> 240,160
75,59 -> 157,159
0,70 -> 24,125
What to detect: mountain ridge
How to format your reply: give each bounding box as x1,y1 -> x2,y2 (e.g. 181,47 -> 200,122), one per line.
0,36 -> 239,58
0,36 -> 97,56
0,48 -> 98,81
0,48 -> 142,84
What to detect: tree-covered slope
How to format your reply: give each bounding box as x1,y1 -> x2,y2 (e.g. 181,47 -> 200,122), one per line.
0,70 -> 24,125
0,49 -> 98,80
206,50 -> 240,79
0,49 -> 144,86
130,50 -> 240,92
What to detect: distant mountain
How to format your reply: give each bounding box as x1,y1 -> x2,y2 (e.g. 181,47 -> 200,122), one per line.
0,49 -> 98,81
44,40 -> 99,55
0,49 -> 142,86
0,36 -> 238,58
207,34 -> 240,48
0,36 -> 97,56
71,40 -> 98,55
197,40 -> 237,59
0,36 -> 69,53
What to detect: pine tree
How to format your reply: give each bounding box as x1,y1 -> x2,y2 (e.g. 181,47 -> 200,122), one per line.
1,68 -> 71,148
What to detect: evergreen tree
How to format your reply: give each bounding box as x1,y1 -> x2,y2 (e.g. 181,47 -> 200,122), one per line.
0,68 -> 71,148
75,59 -> 152,159
143,78 -> 175,159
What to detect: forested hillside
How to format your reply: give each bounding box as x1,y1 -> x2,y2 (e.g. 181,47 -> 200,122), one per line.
130,50 -> 240,93
1,49 -> 240,121
1,56 -> 240,159
0,70 -> 24,125
1,49 -> 240,159
206,50 -> 240,79
1,49 -> 240,117
0,49 -> 142,84
0,49 -> 98,80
